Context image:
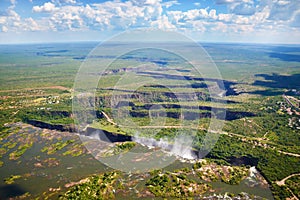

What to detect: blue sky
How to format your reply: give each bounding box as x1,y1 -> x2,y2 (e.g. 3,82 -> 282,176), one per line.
0,0 -> 299,44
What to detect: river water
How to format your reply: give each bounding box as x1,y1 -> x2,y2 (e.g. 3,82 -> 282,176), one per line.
0,123 -> 274,199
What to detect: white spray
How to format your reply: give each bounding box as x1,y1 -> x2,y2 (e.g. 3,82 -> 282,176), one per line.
89,132 -> 100,140
132,133 -> 196,160
171,134 -> 196,159
249,166 -> 258,178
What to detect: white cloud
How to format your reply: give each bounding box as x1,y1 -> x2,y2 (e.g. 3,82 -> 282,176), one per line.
194,2 -> 201,7
0,17 -> 6,24
234,15 -> 249,24
151,15 -> 176,29
0,0 -> 298,44
268,0 -> 299,21
145,0 -> 161,5
28,0 -> 165,31
23,17 -> 42,31
183,9 -> 210,20
167,10 -> 183,24
48,6 -> 84,31
189,20 -> 207,32
249,6 -> 270,23
218,13 -> 233,22
25,0 -> 296,37
215,0 -> 236,5
209,9 -> 218,19
1,26 -> 8,32
215,0 -> 258,16
51,0 -> 76,4
10,0 -> 17,5
231,2 -> 256,15
162,0 -> 180,8
131,0 -> 161,6
33,2 -> 58,13
277,0 -> 290,6
0,7 -> 21,32
212,21 -> 228,32
290,10 -> 300,27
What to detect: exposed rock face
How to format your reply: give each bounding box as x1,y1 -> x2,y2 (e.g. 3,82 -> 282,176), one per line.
26,119 -> 76,132
95,91 -> 209,107
26,119 -> 132,143
83,127 -> 132,143
128,110 -> 211,120
227,156 -> 259,166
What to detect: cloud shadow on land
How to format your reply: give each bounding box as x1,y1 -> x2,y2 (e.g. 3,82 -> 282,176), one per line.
0,184 -> 27,199
269,52 -> 300,62
247,89 -> 284,97
244,73 -> 300,97
136,71 -> 240,96
98,101 -> 255,121
268,46 -> 300,62
253,73 -> 300,90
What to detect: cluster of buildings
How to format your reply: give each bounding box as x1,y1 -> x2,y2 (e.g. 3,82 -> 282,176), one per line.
279,91 -> 300,130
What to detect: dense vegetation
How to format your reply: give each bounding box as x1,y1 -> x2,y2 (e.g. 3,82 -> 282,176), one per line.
145,170 -> 210,197
59,172 -> 119,200
286,175 -> 300,199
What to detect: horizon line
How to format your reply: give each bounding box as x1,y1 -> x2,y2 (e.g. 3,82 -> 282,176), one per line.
0,40 -> 300,46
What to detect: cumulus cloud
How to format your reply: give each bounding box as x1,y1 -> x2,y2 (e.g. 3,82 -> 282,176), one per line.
145,0 -> 161,5
0,0 -> 298,44
1,26 -> 8,32
290,10 -> 300,27
194,2 -> 201,7
0,17 -> 6,24
218,13 -> 233,22
277,0 -> 290,6
51,0 -> 76,5
231,2 -> 256,15
183,8 -> 210,20
209,9 -> 218,19
215,0 -> 236,5
10,0 -> 17,5
211,21 -> 228,32
215,0 -> 258,16
268,1 -> 300,21
23,17 -> 42,31
151,15 -> 176,29
0,6 -> 21,32
48,5 -> 84,31
29,0 -> 167,31
33,2 -> 58,13
24,0 -> 297,35
131,0 -> 160,6
17,0 -> 277,35
162,0 -> 180,8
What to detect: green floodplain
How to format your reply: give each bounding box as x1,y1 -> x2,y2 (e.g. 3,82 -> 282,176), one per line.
0,42 -> 299,199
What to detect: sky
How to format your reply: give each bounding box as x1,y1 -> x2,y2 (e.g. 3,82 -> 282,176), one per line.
0,0 -> 299,44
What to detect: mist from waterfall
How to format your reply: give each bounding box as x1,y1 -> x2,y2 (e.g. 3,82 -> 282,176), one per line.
132,133 -> 196,160
88,132 -> 101,140
82,129 -> 197,160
